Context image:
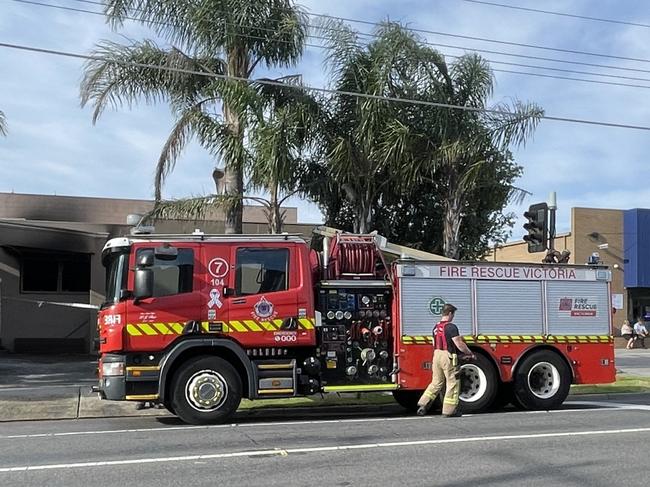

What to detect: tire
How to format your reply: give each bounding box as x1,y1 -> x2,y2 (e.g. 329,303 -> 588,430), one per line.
513,350 -> 571,410
171,356 -> 242,425
490,381 -> 515,410
458,354 -> 498,413
163,399 -> 175,415
392,390 -> 424,412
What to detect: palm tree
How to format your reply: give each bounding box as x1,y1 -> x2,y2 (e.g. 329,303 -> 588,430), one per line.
382,52 -> 542,258
150,76 -> 321,234
318,22 -> 419,233
0,110 -> 7,136
247,77 -> 321,232
321,21 -> 542,256
80,0 -> 307,233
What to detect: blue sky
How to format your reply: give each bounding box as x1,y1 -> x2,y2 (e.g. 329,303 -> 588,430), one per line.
1,0 -> 649,240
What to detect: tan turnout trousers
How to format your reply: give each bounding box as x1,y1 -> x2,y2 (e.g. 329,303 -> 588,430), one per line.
417,349 -> 459,415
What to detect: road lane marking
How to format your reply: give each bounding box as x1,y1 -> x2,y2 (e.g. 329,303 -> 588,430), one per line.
2,426 -> 650,472
1,402 -> 645,440
0,416 -> 426,439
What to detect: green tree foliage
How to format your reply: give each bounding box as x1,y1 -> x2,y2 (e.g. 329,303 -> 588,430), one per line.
80,0 -> 307,233
302,21 -> 542,258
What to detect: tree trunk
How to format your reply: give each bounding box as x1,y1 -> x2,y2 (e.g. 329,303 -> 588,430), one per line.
222,47 -> 249,234
357,200 -> 372,234
269,180 -> 283,234
443,189 -> 463,259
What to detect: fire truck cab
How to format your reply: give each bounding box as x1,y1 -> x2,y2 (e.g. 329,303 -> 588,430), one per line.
97,228 -> 615,424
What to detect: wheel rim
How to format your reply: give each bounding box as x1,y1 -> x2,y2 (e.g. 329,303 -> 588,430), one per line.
460,364 -> 488,403
185,369 -> 228,412
527,361 -> 561,399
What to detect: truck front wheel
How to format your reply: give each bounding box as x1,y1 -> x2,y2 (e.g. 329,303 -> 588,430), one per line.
513,350 -> 571,410
171,356 -> 242,425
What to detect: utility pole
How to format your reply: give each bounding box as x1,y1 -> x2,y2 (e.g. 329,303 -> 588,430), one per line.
548,191 -> 557,252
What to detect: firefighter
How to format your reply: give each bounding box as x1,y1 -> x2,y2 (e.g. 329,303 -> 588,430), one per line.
416,303 -> 475,417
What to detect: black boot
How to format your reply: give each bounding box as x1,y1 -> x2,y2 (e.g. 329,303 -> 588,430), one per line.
443,410 -> 462,418
416,406 -> 428,416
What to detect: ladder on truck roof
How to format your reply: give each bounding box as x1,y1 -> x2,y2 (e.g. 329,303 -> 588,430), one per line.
312,226 -> 454,262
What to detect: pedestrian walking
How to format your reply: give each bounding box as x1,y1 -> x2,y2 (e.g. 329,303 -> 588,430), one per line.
417,303 -> 475,417
621,320 -> 635,349
633,317 -> 649,349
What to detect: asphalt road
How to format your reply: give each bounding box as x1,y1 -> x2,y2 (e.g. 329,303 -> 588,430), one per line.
1,398 -> 650,487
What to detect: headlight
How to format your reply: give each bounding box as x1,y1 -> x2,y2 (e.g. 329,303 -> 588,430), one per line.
102,361 -> 125,377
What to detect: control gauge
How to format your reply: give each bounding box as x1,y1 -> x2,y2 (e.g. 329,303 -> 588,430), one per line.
343,311 -> 352,320
326,311 -> 335,320
361,295 -> 371,306
335,310 -> 344,320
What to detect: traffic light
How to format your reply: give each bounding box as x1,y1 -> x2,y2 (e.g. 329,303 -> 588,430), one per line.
523,202 -> 548,253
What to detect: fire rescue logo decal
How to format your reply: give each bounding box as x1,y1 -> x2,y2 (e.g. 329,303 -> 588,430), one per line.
253,296 -> 276,321
558,297 -> 598,317
429,297 -> 445,315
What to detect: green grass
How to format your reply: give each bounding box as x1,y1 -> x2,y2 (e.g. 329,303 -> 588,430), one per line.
238,392 -> 395,411
236,375 -> 650,411
570,374 -> 650,395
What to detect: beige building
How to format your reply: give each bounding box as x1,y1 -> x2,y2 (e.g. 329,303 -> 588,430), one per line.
488,208 -> 627,334
0,192 -> 318,353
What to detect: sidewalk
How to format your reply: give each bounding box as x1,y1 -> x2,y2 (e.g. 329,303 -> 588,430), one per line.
0,349 -> 648,422
0,353 -> 167,421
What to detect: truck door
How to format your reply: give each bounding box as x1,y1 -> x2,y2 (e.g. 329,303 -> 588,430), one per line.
201,242 -> 232,328
225,243 -> 314,347
125,243 -> 202,351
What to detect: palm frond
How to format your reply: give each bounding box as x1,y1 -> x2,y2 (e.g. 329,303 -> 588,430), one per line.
450,54 -> 494,107
0,110 -> 7,136
149,194 -> 239,221
485,99 -> 544,149
80,39 -> 225,124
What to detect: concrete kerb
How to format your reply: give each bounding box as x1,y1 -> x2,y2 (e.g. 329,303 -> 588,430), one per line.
1,389 -> 649,423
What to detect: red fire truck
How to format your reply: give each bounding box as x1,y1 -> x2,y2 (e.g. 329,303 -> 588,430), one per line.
96,227 -> 615,424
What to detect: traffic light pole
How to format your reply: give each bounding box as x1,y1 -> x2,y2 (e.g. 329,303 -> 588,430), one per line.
548,191 -> 557,252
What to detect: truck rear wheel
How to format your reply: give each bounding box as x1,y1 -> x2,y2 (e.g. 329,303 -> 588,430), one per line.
459,354 -> 497,413
513,350 -> 571,410
171,356 -> 242,425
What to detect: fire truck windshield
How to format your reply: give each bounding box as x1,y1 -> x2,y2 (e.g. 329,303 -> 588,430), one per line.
103,251 -> 128,308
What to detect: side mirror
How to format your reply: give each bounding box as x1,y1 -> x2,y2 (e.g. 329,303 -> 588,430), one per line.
134,268 -> 154,300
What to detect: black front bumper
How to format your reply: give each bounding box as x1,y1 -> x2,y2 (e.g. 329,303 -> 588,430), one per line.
98,353 -> 162,401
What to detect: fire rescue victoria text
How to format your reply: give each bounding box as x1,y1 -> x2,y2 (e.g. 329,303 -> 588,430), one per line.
438,266 -> 577,280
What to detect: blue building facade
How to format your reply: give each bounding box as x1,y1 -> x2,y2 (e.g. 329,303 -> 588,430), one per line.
624,209 -> 650,320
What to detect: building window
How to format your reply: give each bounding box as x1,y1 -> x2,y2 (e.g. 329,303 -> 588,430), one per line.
21,252 -> 91,293
136,248 -> 194,298
235,248 -> 289,296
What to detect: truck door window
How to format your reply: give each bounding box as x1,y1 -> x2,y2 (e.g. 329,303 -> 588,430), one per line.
235,248 -> 289,296
136,248 -> 194,297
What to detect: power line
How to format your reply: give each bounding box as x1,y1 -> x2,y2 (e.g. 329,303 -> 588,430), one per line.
9,0 -> 650,91
3,40 -> 650,132
65,0 -> 650,66
47,0 -> 650,76
461,0 -> 650,29
489,68 -> 650,90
